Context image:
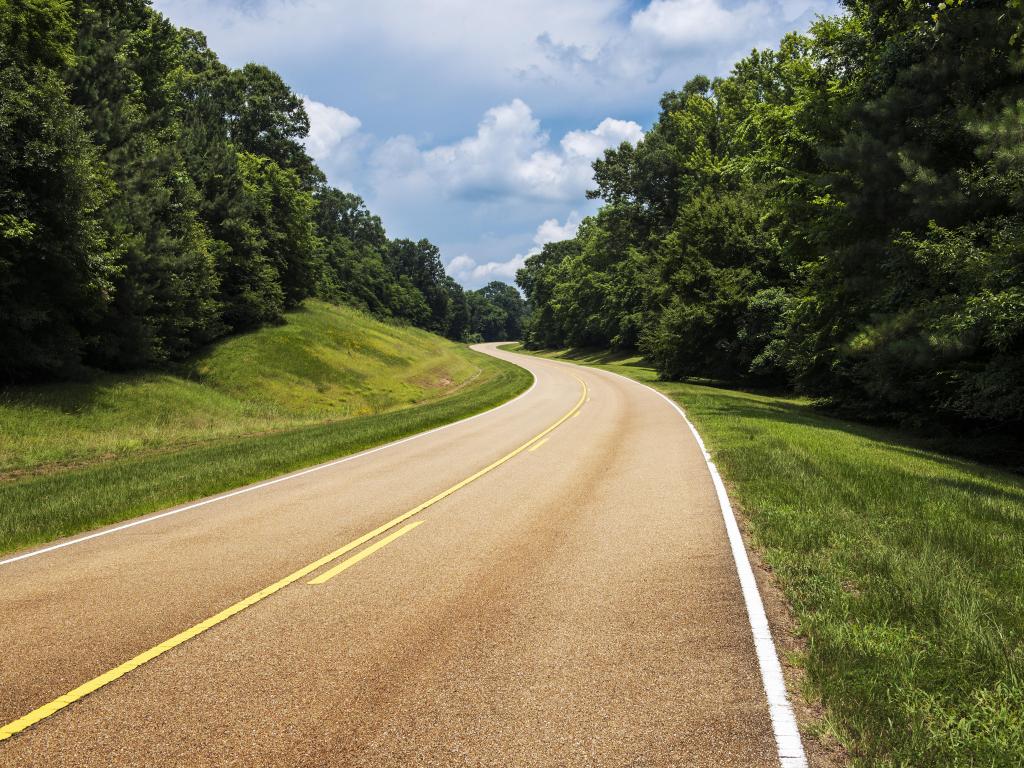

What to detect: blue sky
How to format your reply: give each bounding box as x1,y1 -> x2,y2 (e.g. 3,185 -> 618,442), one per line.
153,0 -> 838,288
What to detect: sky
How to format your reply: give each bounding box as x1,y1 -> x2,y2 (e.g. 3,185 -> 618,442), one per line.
153,0 -> 839,288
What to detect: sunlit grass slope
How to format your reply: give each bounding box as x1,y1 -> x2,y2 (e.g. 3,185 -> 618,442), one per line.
1,301 -> 483,474
0,303 -> 530,553
511,345 -> 1024,768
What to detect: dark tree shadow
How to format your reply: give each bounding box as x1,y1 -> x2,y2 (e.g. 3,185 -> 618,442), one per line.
685,386 -> 1024,480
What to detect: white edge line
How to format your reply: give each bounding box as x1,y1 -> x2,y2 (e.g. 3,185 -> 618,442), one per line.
0,359 -> 538,567
527,355 -> 808,768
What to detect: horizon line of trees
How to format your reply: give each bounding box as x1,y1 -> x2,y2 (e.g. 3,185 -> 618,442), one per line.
517,0 -> 1024,429
1,0 -> 524,383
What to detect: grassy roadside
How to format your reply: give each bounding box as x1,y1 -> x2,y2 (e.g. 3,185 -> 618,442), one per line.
508,345 -> 1024,768
1,301 -> 486,476
0,306 -> 531,555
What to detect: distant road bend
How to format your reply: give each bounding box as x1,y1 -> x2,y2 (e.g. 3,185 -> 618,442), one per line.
0,344 -> 806,767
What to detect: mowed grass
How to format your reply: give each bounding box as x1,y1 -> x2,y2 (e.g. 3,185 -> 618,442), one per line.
0,304 -> 531,554
511,346 -> 1024,768
1,301 -> 486,474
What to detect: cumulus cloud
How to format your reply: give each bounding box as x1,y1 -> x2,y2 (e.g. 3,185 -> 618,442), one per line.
156,0 -> 839,139
630,0 -> 770,48
561,119 -> 644,160
154,0 -> 624,95
446,211 -> 584,285
534,210 -> 583,246
446,253 -> 527,284
372,99 -> 642,203
299,95 -> 372,190
152,0 -> 839,289
530,0 -> 835,87
301,95 -> 362,162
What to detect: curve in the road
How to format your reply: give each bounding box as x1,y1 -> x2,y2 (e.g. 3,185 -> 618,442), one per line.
0,344 -> 807,767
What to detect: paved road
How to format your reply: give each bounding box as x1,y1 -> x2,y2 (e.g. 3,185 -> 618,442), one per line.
0,344 -> 803,766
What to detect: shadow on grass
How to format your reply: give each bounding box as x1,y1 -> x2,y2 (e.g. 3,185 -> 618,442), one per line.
514,344 -> 1024,476
524,346 -> 648,367
682,385 -> 1024,481
0,374 -> 126,415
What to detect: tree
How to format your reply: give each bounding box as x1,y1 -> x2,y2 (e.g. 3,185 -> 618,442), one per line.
226,63 -> 323,188
1,0 -> 487,379
314,188 -> 388,252
0,0 -> 117,379
219,152 -> 317,327
463,281 -> 527,342
442,277 -> 471,341
787,0 -> 1024,422
314,187 -> 400,317
517,239 -> 578,348
386,238 -> 451,333
477,281 -> 526,340
466,290 -> 506,342
67,0 -> 222,367
520,0 -> 1024,428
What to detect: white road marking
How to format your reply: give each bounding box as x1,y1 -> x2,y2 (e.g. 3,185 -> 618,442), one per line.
535,358 -> 809,768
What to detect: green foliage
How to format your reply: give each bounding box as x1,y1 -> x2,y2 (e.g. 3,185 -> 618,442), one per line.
788,0 -> 1024,425
0,0 -> 117,379
517,239 -> 580,348
64,0 -> 224,367
386,238 -> 453,332
310,187 -> 504,341
518,0 -> 1024,430
1,0 -> 518,380
225,62 -> 322,188
235,152 -> 317,310
465,281 -> 526,341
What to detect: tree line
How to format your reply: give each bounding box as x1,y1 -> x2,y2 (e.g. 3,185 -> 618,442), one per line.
517,0 -> 1024,429
1,0 -> 524,382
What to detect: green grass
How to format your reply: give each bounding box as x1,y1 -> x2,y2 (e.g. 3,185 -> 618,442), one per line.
0,301 -> 488,474
509,345 -> 1024,768
0,304 -> 531,554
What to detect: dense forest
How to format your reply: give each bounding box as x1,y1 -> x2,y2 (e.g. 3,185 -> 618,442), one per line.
0,0 -> 523,382
518,0 -> 1024,431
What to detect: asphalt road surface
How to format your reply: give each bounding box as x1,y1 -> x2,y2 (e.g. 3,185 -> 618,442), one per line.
0,344 -> 805,767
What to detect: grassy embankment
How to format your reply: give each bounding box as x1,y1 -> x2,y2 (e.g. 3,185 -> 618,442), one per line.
0,301 -> 530,555
509,345 -> 1023,768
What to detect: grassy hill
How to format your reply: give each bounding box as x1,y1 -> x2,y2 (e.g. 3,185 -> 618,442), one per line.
0,302 -> 530,554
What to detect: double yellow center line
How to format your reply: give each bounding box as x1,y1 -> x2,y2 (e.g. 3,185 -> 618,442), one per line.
308,519 -> 424,584
0,375 -> 588,743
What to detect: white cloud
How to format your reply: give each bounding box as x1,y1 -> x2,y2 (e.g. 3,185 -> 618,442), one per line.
534,210 -> 582,246
561,119 -> 645,160
156,0 -> 840,138
446,253 -> 527,284
301,96 -> 362,162
630,0 -> 770,47
297,95 -> 370,191
446,210 -> 583,286
152,0 -> 840,289
372,99 -> 642,204
446,254 -> 477,275
154,0 -> 625,97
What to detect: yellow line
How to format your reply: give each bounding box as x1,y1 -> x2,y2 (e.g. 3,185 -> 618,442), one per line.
0,375 -> 588,743
309,520 -> 423,584
528,437 -> 550,452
